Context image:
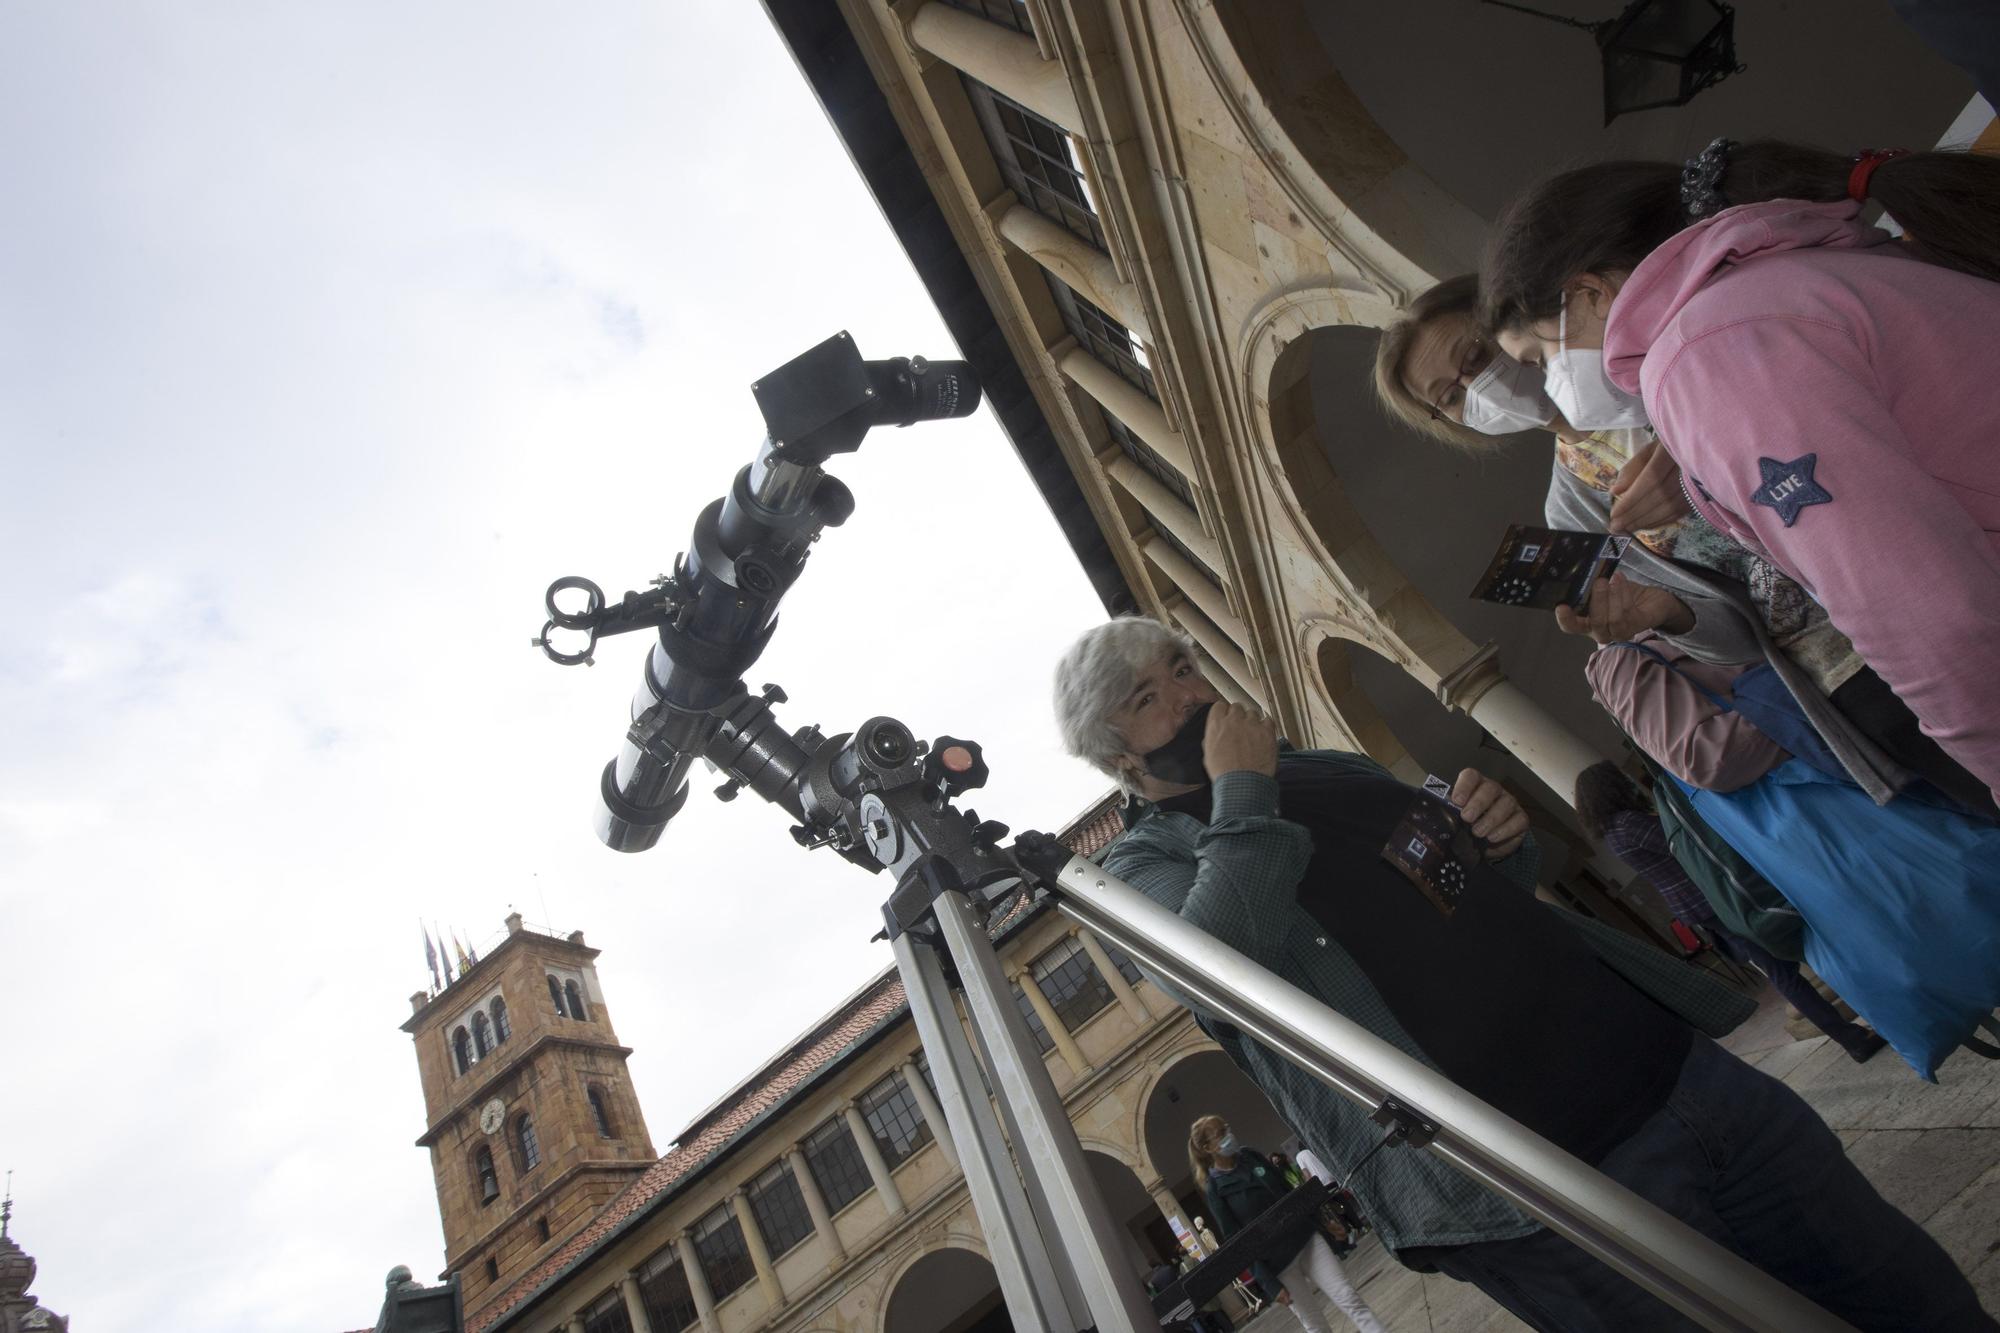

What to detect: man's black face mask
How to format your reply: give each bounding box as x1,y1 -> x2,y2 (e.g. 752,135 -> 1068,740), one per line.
1141,702 -> 1212,786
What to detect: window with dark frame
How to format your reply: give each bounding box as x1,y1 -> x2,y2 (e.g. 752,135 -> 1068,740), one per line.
452,1026 -> 473,1075
484,1256 -> 498,1283
536,1215 -> 550,1243
1046,279 -> 1156,400
858,1070 -> 933,1169
963,80 -> 1104,251
548,974 -> 567,1018
801,1116 -> 873,1214
565,979 -> 590,1021
1146,520 -> 1223,591
692,1204 -> 757,1303
746,1159 -> 815,1258
471,1011 -> 493,1059
582,1290 -> 633,1333
637,1248 -> 701,1333
517,1113 -> 541,1172
588,1085 -> 615,1139
1031,936 -> 1115,1031
936,0 -> 1034,35
474,1147 -> 499,1205
1102,411 -> 1193,508
490,995 -> 511,1043
1013,981 -> 1057,1054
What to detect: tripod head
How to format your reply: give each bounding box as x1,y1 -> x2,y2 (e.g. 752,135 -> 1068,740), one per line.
534,331 -> 979,854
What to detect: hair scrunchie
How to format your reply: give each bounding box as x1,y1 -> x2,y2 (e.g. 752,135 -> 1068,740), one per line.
1680,137 -> 1736,220
1848,148 -> 1910,202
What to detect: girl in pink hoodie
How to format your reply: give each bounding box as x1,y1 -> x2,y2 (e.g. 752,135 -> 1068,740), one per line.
1479,140 -> 2000,810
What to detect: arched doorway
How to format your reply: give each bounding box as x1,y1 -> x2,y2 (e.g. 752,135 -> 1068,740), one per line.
1084,1149 -> 1178,1283
1140,1048 -> 1294,1247
884,1246 -> 1009,1333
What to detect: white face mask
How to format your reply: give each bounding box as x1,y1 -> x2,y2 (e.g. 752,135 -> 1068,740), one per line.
1461,354 -> 1557,435
1543,291 -> 1649,430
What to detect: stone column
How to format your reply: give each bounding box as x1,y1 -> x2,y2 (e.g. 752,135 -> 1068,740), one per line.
905,1 -> 1082,131
1073,926 -> 1149,1022
1171,604 -> 1263,707
731,1188 -> 784,1308
1439,646 -> 1606,811
1012,965 -> 1092,1076
843,1101 -> 908,1217
1060,347 -> 1192,479
674,1230 -> 719,1333
1141,533 -> 1246,646
1102,455 -> 1222,572
618,1273 -> 653,1333
899,1058 -> 959,1168
785,1145 -> 846,1261
996,205 -> 1150,338
1147,1181 -> 1196,1258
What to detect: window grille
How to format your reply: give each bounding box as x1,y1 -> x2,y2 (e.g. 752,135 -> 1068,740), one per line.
637,1249 -> 701,1333
693,1205 -> 757,1302
1032,936 -> 1114,1030
859,1070 -> 934,1168
517,1114 -> 541,1172
747,1160 -> 815,1257
1048,280 -> 1155,399
1013,981 -> 1057,1054
936,0 -> 1034,35
802,1117 -> 873,1213
582,1290 -> 633,1333
964,81 -> 1104,251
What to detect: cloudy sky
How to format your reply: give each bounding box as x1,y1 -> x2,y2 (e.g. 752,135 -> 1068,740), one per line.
0,5 -> 1114,1328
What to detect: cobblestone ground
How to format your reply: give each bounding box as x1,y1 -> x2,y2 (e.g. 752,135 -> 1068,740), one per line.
1237,989 -> 2000,1332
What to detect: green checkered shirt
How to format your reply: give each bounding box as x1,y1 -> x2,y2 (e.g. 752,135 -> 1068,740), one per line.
1104,749 -> 1754,1254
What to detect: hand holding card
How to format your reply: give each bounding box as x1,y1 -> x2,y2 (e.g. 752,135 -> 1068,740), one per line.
1449,768 -> 1530,860
1469,524 -> 1630,613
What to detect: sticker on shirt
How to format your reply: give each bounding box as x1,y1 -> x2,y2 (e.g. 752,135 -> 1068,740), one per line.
1750,454 -> 1831,527
1380,777 -> 1482,918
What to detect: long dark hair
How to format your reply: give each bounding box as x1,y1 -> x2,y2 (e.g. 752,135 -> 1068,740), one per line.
1480,141 -> 2000,332
1573,760 -> 1651,841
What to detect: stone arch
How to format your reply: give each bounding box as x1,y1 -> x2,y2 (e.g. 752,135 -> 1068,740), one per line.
1135,1046 -> 1297,1258
1085,1149 -> 1177,1278
881,1242 -> 1006,1333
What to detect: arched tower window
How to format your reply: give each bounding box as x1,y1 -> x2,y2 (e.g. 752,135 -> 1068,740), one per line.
587,1085 -> 614,1139
474,1146 -> 499,1204
548,974 -> 567,1018
452,1026 -> 473,1075
471,1012 -> 493,1058
564,979 -> 589,1021
490,996 -> 511,1044
517,1113 -> 542,1171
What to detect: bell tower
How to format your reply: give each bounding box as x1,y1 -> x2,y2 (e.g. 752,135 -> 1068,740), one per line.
403,914 -> 654,1315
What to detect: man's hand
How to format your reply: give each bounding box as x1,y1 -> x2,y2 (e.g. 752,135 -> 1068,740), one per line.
1606,438 -> 1691,534
1203,702 -> 1279,781
1450,768 -> 1530,860
1275,1289 -> 1293,1306
1554,572 -> 1694,643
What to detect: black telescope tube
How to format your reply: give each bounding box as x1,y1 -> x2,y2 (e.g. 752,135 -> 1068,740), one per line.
865,357 -> 979,428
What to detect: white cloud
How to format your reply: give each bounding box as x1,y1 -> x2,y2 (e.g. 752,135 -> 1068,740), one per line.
0,5 -> 1115,1330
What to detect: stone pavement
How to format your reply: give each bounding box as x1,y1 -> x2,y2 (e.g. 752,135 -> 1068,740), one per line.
1239,989 -> 2000,1332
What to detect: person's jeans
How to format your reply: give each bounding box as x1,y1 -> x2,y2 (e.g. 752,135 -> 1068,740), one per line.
1274,1233 -> 1389,1333
1428,1037 -> 1994,1331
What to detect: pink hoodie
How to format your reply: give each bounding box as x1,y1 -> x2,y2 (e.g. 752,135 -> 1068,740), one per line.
1603,198 -> 2000,804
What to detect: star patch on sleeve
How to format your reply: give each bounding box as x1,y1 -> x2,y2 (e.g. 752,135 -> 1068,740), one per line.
1749,454 -> 1831,527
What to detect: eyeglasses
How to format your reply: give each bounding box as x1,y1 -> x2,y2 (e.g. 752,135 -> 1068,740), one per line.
1426,334 -> 1492,423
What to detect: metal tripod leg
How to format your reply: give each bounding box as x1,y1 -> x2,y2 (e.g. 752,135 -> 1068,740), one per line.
891,929 -> 1074,1333
930,886 -> 1158,1333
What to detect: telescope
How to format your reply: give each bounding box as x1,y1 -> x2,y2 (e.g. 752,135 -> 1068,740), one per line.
534,333 -> 1852,1332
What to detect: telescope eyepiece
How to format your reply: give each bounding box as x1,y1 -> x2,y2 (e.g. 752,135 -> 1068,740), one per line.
866,356 -> 980,429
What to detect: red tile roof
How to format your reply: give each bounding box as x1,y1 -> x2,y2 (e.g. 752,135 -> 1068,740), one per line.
469,791 -> 1123,1332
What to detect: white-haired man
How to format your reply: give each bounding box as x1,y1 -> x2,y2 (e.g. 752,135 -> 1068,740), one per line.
1052,616 -> 1988,1332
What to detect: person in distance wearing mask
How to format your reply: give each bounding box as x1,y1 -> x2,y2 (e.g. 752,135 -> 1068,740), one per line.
1052,616 -> 1991,1331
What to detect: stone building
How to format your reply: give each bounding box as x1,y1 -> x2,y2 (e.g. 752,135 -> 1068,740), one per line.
414,803 -> 1302,1333
0,1196 -> 68,1333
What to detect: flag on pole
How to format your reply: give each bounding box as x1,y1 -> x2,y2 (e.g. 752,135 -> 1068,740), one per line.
436,921 -> 455,984
422,923 -> 441,992
454,930 -> 474,976
465,935 -> 480,966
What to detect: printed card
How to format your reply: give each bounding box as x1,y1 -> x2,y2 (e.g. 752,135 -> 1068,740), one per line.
1469,525 -> 1631,613
1379,777 -> 1482,918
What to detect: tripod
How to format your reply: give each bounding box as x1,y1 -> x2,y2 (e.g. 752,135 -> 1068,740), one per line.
536,331 -> 1853,1333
